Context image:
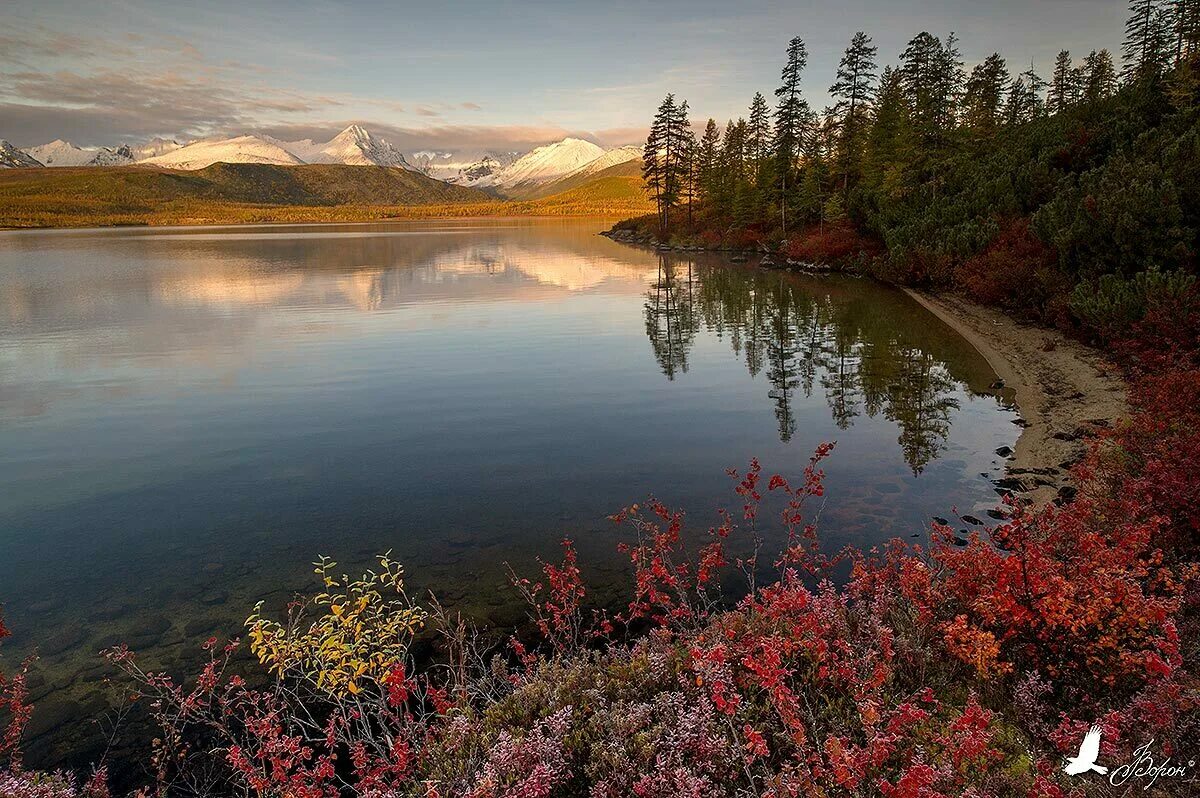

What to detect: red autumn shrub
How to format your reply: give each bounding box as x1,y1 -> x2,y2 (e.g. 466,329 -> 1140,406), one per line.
1100,292 -> 1200,550
0,611 -> 32,774
955,219 -> 1058,314
784,221 -> 881,266
722,227 -> 762,250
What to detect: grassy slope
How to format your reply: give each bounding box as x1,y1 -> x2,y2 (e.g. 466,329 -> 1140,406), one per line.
0,162 -> 653,228
501,159 -> 644,200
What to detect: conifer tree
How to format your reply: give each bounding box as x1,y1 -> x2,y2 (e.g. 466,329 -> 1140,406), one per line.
643,94 -> 674,232
899,32 -> 960,150
677,110 -> 698,225
938,32 -> 966,130
643,94 -> 692,233
1082,49 -> 1119,100
748,92 -> 772,182
962,53 -> 1010,137
1123,0 -> 1170,82
1049,50 -> 1079,112
697,118 -> 722,203
1004,76 -> 1030,124
1021,61 -> 1047,117
1173,0 -> 1200,61
774,36 -> 812,234
862,66 -> 911,184
829,31 -> 879,192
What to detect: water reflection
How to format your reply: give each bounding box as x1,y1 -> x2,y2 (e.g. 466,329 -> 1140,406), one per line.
0,219 -> 1017,773
644,253 -> 974,472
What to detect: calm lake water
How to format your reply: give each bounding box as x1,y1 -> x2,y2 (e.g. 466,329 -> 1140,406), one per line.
0,218 -> 1019,766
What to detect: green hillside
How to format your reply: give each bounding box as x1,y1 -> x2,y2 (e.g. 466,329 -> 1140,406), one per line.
0,161 -> 654,228
0,163 -> 495,227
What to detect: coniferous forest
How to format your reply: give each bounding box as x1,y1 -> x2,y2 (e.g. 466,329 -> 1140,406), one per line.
623,1 -> 1199,343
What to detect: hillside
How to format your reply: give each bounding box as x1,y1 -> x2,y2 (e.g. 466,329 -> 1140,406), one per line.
507,158 -> 643,200
0,161 -> 651,228
0,163 -> 496,227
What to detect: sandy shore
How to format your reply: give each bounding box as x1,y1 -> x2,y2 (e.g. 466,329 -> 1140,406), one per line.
904,289 -> 1128,505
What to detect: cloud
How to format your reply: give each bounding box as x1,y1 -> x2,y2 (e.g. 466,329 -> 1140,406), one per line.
0,11 -> 642,151
0,67 -> 346,146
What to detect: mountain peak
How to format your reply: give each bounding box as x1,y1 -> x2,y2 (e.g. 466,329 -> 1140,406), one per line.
304,125 -> 409,168
339,123 -> 371,139
495,138 -> 604,188
0,140 -> 44,168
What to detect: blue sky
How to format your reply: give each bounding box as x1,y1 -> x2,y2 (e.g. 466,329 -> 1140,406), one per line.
1,0 -> 1127,150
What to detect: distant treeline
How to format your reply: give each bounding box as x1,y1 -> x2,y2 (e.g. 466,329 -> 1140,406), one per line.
633,0 -> 1200,338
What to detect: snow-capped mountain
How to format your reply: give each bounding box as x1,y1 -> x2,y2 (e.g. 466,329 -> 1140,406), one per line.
0,140 -> 43,168
28,140 -> 136,167
409,140 -> 638,193
452,155 -> 506,186
408,150 -> 519,185
492,137 -> 604,190
301,124 -> 409,167
28,140 -> 95,167
1,127 -> 640,184
133,127 -> 413,170
566,144 -> 641,178
139,135 -> 305,170
130,138 -> 182,161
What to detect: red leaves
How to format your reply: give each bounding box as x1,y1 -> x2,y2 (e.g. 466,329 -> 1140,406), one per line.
783,221 -> 882,266
742,725 -> 769,761
0,610 -> 32,773
385,662 -> 413,707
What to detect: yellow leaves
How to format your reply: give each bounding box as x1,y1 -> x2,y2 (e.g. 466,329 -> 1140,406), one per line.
243,553 -> 427,698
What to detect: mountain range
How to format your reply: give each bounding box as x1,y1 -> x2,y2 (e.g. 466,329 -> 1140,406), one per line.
0,125 -> 641,198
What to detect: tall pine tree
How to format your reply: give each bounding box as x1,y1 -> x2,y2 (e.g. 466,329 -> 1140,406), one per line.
962,53 -> 1010,138
1082,49 -> 1119,100
643,94 -> 693,233
1123,0 -> 1170,82
1049,50 -> 1079,112
697,118 -> 722,204
829,31 -> 879,193
774,36 -> 812,235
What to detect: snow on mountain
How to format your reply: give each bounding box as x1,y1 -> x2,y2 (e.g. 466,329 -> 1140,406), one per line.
566,145 -> 641,178
267,136 -> 323,161
269,125 -> 410,167
91,145 -> 134,166
27,140 -> 94,167
138,135 -> 305,169
493,138 -> 604,189
26,139 -> 134,167
0,140 -> 43,168
309,125 -> 409,167
408,150 -> 519,186
450,155 -> 506,186
130,138 -> 182,161
407,150 -> 452,175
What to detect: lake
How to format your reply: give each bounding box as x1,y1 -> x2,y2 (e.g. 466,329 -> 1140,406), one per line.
0,218 -> 1019,767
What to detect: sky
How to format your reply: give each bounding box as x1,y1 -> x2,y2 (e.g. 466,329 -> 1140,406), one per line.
1,0 -> 1128,152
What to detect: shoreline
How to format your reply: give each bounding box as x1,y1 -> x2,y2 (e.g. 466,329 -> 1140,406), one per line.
601,228 -> 1129,505
901,289 -> 1127,505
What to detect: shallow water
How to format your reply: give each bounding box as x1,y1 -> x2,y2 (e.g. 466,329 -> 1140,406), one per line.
0,218 -> 1019,766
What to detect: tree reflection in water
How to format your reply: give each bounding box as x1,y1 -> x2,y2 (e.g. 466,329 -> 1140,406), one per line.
644,253 -> 965,474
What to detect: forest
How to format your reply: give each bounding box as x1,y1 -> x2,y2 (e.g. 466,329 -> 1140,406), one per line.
624,0 -> 1199,342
